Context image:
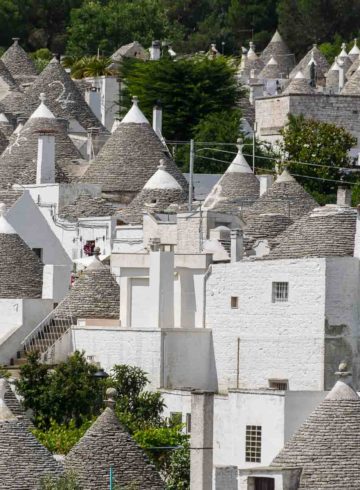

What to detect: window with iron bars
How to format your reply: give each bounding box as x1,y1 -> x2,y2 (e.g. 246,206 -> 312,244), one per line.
272,282 -> 289,303
245,425 -> 262,463
269,379 -> 288,391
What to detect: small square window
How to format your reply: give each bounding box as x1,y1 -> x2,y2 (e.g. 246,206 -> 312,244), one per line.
169,412 -> 182,426
231,296 -> 239,309
272,282 -> 288,303
269,379 -> 288,391
245,425 -> 262,463
186,413 -> 191,434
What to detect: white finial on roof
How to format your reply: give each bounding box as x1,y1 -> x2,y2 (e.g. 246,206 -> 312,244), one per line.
0,204 -> 16,234
276,168 -> 296,183
0,113 -> 9,123
325,361 -> 359,400
144,159 -> 182,190
226,138 -> 252,174
247,42 -> 257,59
308,51 -> 317,66
30,93 -> 55,120
294,70 -> 305,79
339,42 -> 348,58
349,38 -> 360,55
267,56 -> 278,66
271,30 -> 283,43
0,379 -> 16,421
121,96 -> 149,124
12,38 -> 20,45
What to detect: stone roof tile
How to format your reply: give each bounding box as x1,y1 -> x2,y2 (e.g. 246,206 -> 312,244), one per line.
290,45 -> 329,82
59,192 -> 118,222
65,407 -> 164,490
260,30 -> 295,75
1,38 -> 37,86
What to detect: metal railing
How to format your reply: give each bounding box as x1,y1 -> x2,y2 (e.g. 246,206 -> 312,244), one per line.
21,300 -> 74,363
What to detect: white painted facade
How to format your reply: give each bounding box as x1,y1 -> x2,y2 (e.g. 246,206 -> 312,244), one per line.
84,76 -> 119,131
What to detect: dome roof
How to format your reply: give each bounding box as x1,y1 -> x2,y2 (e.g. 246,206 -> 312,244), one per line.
82,98 -> 188,195
0,97 -> 82,187
283,71 -> 315,94
258,56 -> 282,79
1,38 -> 37,86
118,160 -> 187,224
203,142 -> 260,212
65,406 -> 164,490
266,205 -> 356,260
271,367 -> 360,489
0,212 -> 43,298
244,169 -> 318,221
260,30 -> 294,75
53,257 -> 119,321
289,45 -> 329,82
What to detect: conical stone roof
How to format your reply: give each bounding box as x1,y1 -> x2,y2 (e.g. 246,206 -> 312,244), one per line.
349,39 -> 360,63
65,405 -> 164,490
118,160 -> 187,224
16,58 -> 104,131
342,65 -> 360,94
266,204 -> 356,260
0,210 -> 43,298
0,113 -> 14,138
59,192 -> 118,222
239,42 -> 264,80
244,213 -> 294,252
1,38 -> 37,86
203,142 -> 260,212
290,45 -> 329,82
0,60 -> 18,91
0,96 -> 82,187
283,71 -> 315,94
326,58 -> 342,92
0,129 -> 8,154
346,55 -> 360,80
82,97 -> 188,196
244,169 -> 318,221
0,378 -> 62,489
0,87 -> 26,115
258,56 -> 282,79
53,256 -> 119,321
270,366 -> 360,489
260,30 -> 294,75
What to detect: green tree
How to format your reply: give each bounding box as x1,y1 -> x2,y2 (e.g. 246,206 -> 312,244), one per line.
66,0 -> 169,57
166,442 -> 190,490
278,0 -> 360,56
227,0 -> 278,50
280,114 -> 357,203
17,351 -> 103,427
68,55 -> 116,78
40,472 -> 82,490
120,56 -> 241,143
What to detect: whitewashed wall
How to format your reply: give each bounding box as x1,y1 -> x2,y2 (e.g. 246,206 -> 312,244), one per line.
206,258 -> 327,392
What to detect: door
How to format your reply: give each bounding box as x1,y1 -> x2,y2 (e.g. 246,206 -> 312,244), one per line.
254,477 -> 275,490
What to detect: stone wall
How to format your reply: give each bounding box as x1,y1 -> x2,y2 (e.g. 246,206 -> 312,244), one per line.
255,93 -> 360,145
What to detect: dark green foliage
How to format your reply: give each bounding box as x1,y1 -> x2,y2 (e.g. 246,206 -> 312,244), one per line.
120,56 -> 241,142
17,351 -> 103,428
66,0 -> 169,57
280,114 -> 357,203
40,472 -> 82,490
278,0 -> 360,56
166,442 -> 190,490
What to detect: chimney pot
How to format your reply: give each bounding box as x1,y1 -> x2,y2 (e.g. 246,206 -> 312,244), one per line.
337,185 -> 352,206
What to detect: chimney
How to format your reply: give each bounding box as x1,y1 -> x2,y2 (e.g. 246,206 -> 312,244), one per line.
338,59 -> 345,90
150,40 -> 161,60
36,130 -> 55,184
354,205 -> 360,258
337,185 -> 352,206
149,238 -> 174,328
87,127 -> 101,160
152,101 -> 163,138
85,86 -> 101,122
258,174 -> 274,196
230,229 -> 243,262
190,391 -> 214,490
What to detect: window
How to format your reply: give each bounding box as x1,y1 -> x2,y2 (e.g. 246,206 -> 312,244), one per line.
245,425 -> 262,463
269,379 -> 288,391
170,412 -> 182,426
32,248 -> 43,261
231,296 -> 239,309
186,413 -> 191,434
272,282 -> 288,303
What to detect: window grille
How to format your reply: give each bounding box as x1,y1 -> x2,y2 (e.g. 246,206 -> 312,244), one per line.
272,282 -> 289,303
269,379 -> 288,391
231,296 -> 239,309
245,425 -> 262,463
186,413 -> 191,433
169,412 -> 182,426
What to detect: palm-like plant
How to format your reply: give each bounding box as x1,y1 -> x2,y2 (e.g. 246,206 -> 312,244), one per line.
66,56 -> 117,79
